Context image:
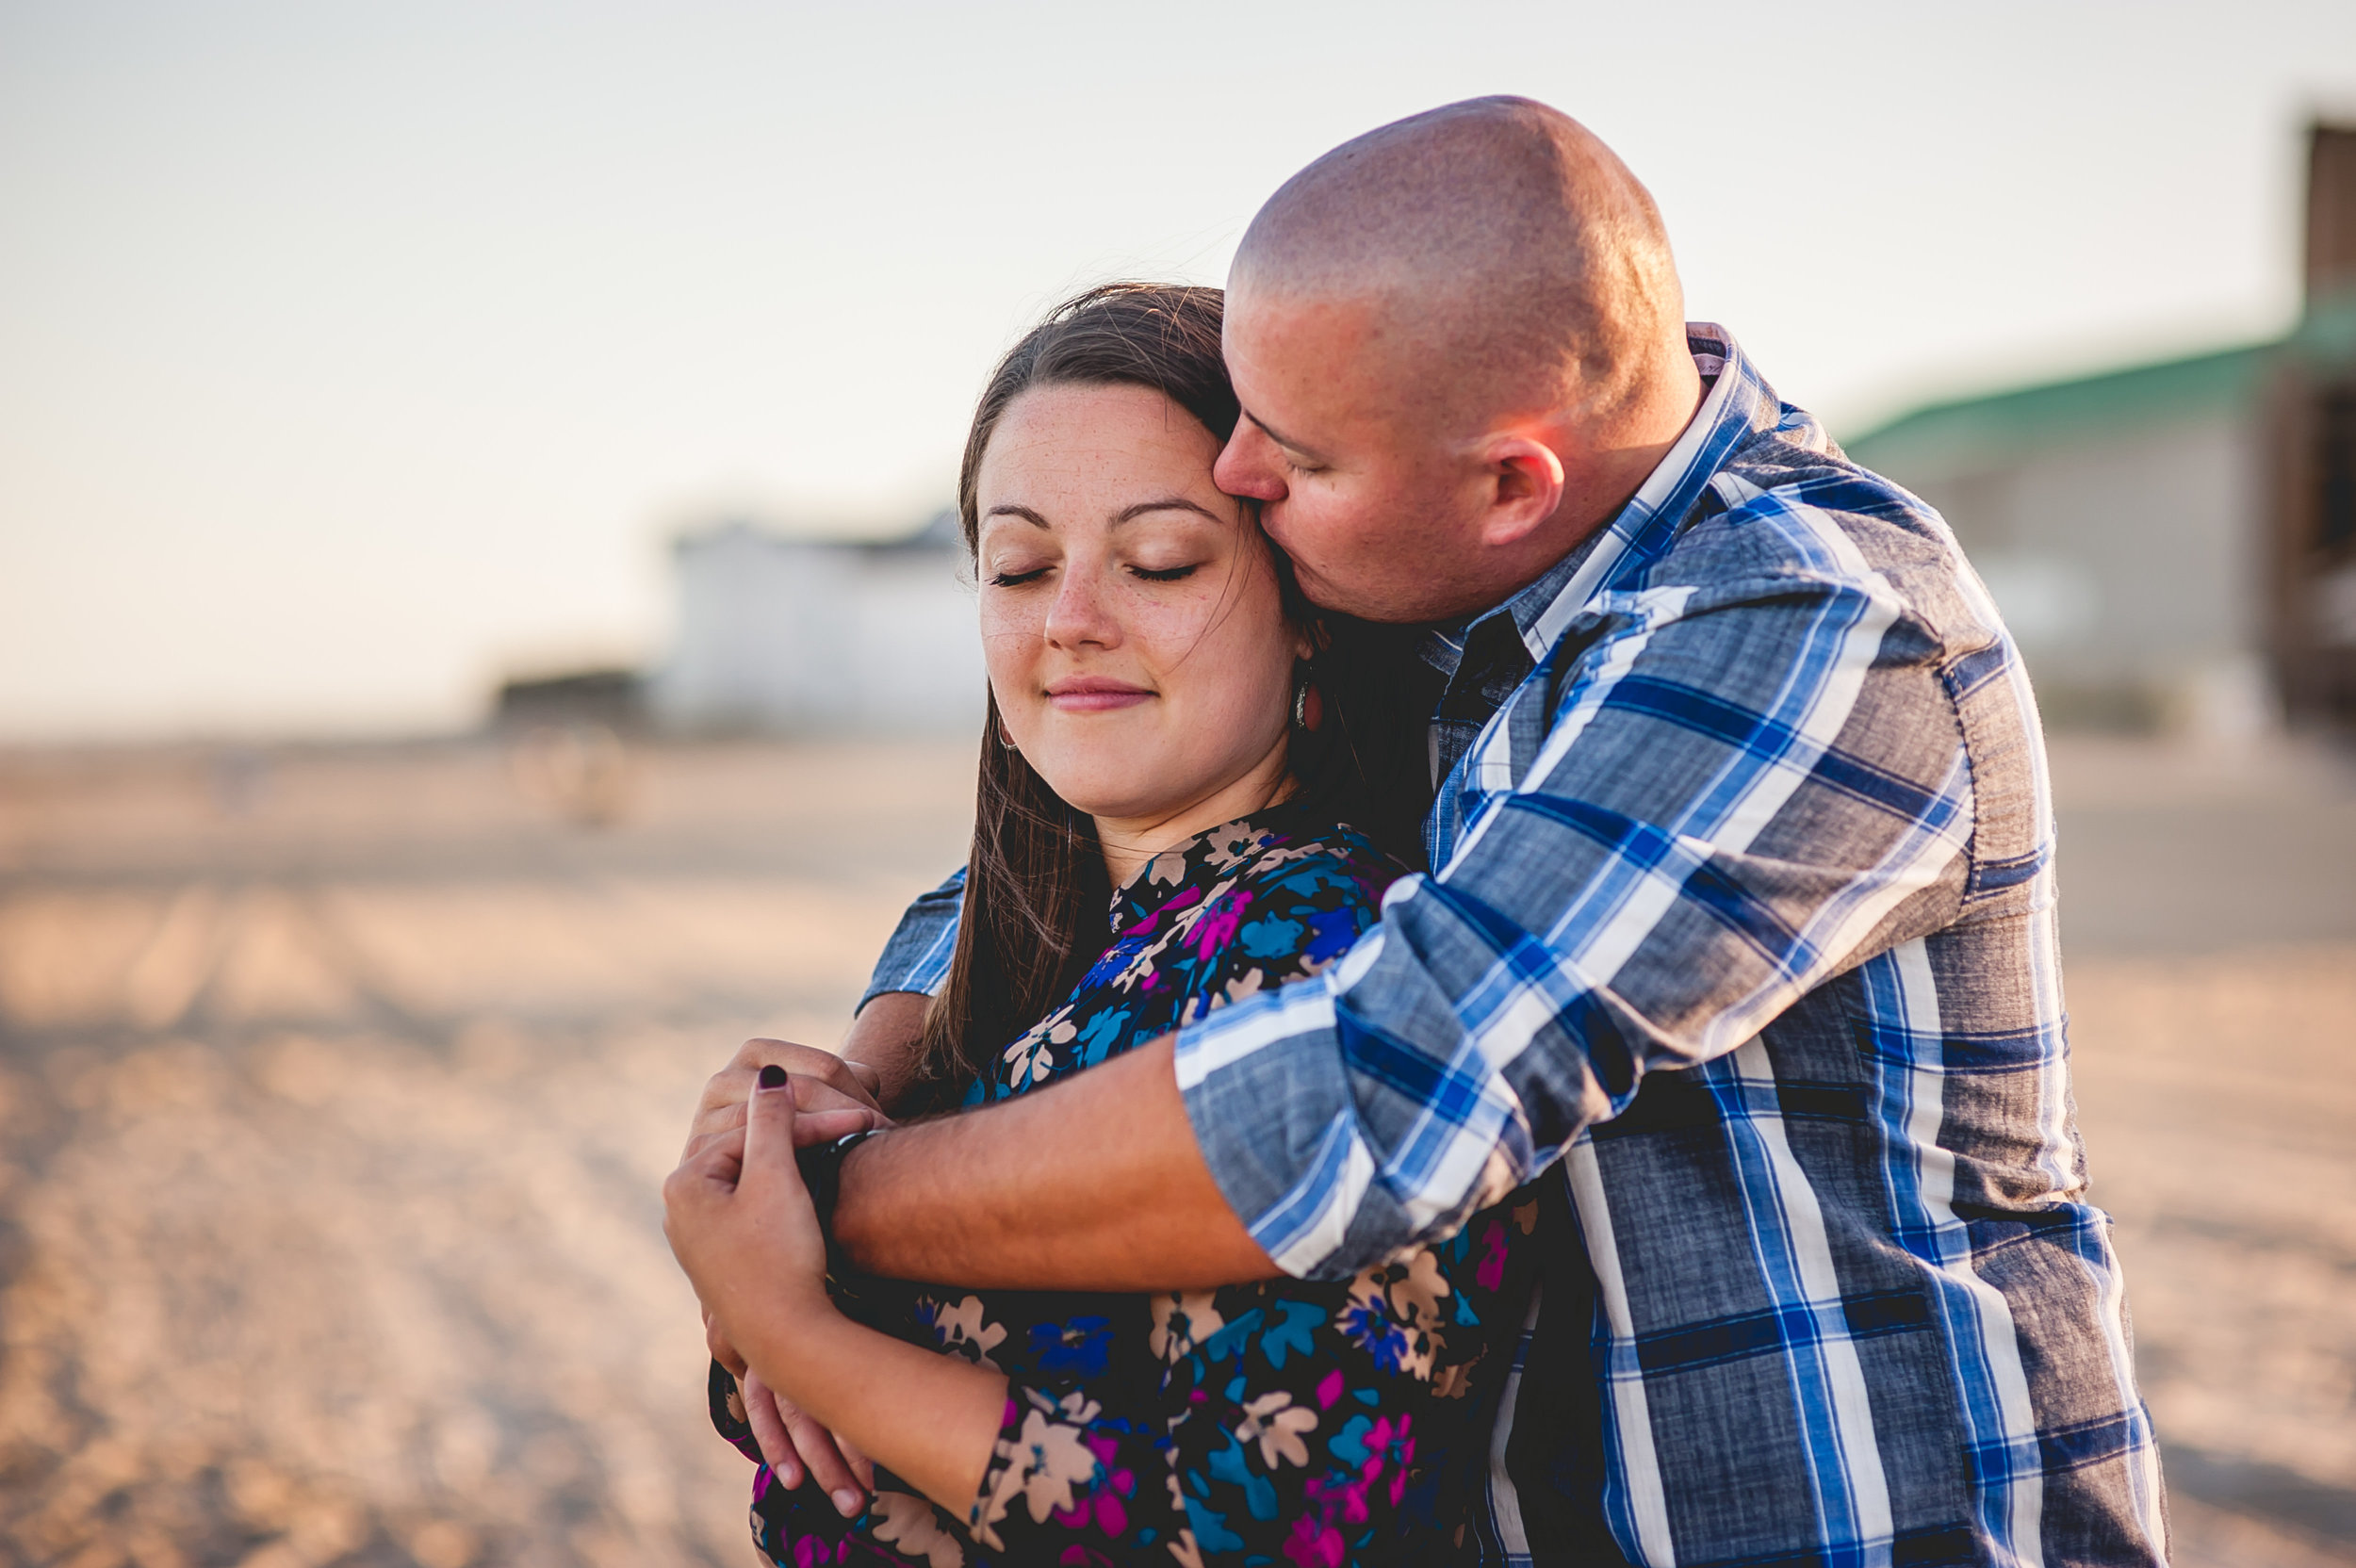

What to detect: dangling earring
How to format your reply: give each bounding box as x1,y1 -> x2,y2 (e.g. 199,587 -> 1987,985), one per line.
1291,665 -> 1323,733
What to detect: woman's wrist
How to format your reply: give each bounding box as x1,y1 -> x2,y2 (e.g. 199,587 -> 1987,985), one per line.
744,1297 -> 1009,1521
728,1283 -> 851,1394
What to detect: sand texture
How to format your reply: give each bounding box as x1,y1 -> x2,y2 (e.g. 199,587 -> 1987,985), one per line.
0,732 -> 2347,1567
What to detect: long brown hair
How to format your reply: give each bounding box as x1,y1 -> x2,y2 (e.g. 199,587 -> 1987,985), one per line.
913,283 -> 1428,1101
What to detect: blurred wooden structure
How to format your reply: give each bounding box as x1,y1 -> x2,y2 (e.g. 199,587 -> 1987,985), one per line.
2271,124 -> 2356,727
1849,122 -> 2356,735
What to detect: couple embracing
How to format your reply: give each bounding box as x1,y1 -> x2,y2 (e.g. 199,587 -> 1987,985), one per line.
666,98 -> 2168,1568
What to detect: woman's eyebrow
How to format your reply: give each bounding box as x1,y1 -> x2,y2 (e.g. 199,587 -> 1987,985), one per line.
983,503 -> 1051,528
1111,498 -> 1224,526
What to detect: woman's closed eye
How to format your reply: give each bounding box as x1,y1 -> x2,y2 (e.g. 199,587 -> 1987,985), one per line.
1128,563 -> 1199,583
987,564 -> 1053,588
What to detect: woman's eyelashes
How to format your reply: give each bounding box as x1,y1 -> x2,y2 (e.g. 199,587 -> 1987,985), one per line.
982,551 -> 1205,589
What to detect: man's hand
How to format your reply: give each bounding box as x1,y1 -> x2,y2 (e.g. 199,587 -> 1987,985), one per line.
682,1037 -> 885,1163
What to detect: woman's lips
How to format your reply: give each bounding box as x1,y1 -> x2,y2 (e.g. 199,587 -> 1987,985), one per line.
1045,679 -> 1153,713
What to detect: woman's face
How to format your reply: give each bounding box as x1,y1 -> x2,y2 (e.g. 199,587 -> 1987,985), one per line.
975,382 -> 1303,827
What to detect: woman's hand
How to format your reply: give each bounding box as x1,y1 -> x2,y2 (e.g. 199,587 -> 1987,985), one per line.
682,1039 -> 888,1165
741,1365 -> 876,1501
670,1064 -> 1010,1526
664,1065 -> 837,1370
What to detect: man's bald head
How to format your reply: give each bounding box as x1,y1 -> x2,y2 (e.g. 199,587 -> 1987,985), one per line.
1232,96 -> 1686,434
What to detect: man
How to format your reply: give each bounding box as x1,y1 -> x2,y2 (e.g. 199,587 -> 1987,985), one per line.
687,96 -> 2166,1565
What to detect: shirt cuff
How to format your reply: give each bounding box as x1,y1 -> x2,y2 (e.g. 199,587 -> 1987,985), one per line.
1172,979 -> 1398,1282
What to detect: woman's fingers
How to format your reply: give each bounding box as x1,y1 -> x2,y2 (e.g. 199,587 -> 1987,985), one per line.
738,1066 -> 806,1200
841,1056 -> 885,1100
777,1398 -> 868,1517
731,1040 -> 884,1114
685,1042 -> 884,1157
683,1079 -> 887,1166
704,1308 -> 747,1379
793,1105 -> 879,1148
740,1368 -> 803,1485
791,1076 -> 890,1123
744,1368 -> 862,1518
833,1428 -> 878,1494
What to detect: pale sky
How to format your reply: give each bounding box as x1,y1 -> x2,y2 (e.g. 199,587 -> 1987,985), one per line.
5,0 -> 2353,741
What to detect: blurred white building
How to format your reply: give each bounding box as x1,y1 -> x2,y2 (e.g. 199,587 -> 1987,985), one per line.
646,511 -> 985,735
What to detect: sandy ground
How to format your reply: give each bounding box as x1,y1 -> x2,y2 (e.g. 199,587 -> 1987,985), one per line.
0,730 -> 2347,1567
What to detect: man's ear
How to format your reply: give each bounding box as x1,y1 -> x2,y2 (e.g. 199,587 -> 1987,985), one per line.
1476,434 -> 1568,548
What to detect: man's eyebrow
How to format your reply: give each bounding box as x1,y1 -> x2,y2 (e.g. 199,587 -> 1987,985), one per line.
1245,410 -> 1325,463
983,503 -> 1049,527
1112,498 -> 1225,526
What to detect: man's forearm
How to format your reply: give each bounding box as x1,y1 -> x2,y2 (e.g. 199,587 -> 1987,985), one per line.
832,1035 -> 1280,1291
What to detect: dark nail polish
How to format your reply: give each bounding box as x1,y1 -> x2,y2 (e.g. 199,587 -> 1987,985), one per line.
759,1063 -> 788,1090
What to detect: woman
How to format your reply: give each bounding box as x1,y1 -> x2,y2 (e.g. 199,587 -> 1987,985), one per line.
665,285 -> 1540,1567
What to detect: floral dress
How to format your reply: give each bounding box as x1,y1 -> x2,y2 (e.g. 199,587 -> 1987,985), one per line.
712,802 -> 1543,1568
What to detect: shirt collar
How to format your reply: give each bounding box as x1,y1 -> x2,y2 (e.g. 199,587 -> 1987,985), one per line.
1416,323 -> 1773,676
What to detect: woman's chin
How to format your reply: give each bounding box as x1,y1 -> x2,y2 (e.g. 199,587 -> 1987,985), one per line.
1055,789 -> 1175,823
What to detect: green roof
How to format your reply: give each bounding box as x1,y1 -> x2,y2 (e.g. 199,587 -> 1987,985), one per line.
1843,339 -> 2270,480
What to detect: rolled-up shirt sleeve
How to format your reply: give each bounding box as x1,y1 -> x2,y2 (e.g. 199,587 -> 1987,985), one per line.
1175,546 -> 1980,1281
858,866 -> 966,1012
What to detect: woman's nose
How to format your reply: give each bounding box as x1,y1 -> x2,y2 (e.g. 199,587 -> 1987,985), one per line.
1042,566 -> 1121,650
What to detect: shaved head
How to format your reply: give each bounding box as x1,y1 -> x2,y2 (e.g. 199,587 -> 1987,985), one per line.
1214,96 -> 1704,622
1233,95 -> 1686,434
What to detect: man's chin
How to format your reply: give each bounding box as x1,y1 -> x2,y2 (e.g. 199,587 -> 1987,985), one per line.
1290,561 -> 1390,620
1297,564 -> 1457,625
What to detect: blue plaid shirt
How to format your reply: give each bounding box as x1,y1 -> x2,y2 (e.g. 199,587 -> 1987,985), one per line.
861,327 -> 2166,1568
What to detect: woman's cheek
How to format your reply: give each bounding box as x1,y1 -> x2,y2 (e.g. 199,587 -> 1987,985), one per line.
1118,580 -> 1234,651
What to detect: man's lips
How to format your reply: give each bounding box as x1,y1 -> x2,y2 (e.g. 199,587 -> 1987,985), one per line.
1045,678 -> 1153,713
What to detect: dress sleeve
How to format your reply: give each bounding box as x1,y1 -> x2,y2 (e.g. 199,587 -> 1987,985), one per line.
708,1358 -> 764,1466
967,1195 -> 1542,1566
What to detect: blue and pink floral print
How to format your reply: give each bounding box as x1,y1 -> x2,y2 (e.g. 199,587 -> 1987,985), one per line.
712,804 -> 1542,1567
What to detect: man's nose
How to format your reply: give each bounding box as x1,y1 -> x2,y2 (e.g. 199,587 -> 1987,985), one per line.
1214,423 -> 1286,502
